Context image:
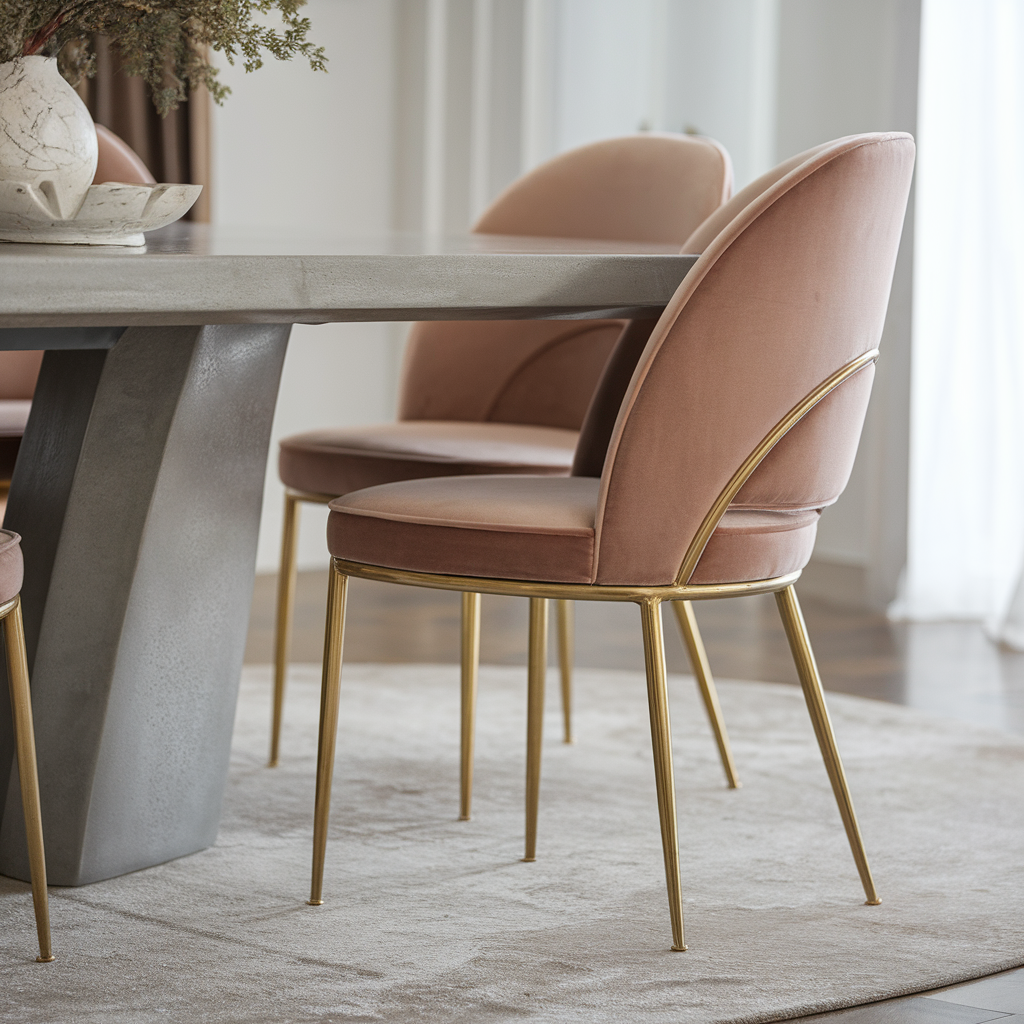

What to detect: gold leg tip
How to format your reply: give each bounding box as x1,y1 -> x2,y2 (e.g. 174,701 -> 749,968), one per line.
306,898 -> 323,906
520,856 -> 536,863
458,814 -> 471,822
671,944 -> 688,952
563,736 -> 574,745
267,759 -> 278,769
728,780 -> 742,789
865,898 -> 882,906
36,954 -> 55,963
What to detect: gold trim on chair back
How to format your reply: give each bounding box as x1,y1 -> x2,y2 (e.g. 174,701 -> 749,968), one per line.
674,350 -> 878,585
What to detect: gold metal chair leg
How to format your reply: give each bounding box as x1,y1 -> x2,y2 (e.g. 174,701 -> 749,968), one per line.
640,598 -> 687,951
270,491 -> 301,767
774,585 -> 880,905
555,599 -> 574,743
671,600 -> 741,789
460,592 -> 481,821
4,598 -> 54,962
523,597 -> 547,862
309,565 -> 349,906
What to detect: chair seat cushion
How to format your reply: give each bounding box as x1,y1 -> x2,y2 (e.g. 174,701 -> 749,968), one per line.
328,474 -> 820,589
279,421 -> 578,497
328,476 -> 600,584
0,530 -> 24,605
687,509 -> 820,585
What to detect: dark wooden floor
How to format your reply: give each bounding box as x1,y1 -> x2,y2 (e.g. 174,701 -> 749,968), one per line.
246,570 -> 1024,736
244,570 -> 1024,1022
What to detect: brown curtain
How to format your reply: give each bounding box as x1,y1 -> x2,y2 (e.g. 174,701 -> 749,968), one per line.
78,37 -> 211,222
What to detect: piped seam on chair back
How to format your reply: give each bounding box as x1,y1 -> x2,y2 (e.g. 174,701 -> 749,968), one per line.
674,350 -> 879,586
479,320 -> 629,424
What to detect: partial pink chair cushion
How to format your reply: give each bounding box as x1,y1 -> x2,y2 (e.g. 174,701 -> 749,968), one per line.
0,352 -> 42,480
396,320 -> 626,429
0,530 -> 24,605
0,401 -> 32,437
93,124 -> 157,185
680,141 -> 832,255
0,352 -> 43,402
280,422 -> 579,496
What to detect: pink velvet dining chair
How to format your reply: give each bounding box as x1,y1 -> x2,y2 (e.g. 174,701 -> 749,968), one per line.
271,133 -> 735,814
304,132 -> 916,950
0,125 -> 154,504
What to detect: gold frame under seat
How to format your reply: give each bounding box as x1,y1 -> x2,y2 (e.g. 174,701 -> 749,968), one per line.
0,593 -> 54,963
309,558 -> 880,953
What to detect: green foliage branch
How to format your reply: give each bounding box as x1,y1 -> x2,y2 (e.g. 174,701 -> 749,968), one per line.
0,2 -> 327,115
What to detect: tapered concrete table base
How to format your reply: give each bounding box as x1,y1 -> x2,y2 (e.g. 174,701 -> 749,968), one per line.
0,324 -> 289,884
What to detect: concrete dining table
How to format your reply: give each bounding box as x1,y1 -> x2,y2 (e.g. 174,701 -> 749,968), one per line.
0,223 -> 697,886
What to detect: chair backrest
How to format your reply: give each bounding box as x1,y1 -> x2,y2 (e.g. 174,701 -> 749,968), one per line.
679,140 -> 832,255
93,124 -> 157,185
590,133 -> 915,586
571,140 -> 835,477
0,128 -> 155,405
398,134 -> 733,429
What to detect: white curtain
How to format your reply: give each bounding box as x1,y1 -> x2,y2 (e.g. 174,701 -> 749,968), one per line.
894,0 -> 1024,633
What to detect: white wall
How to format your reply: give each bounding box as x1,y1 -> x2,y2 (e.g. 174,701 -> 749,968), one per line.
774,0 -> 920,607
661,0 -> 779,187
553,0 -> 658,150
544,0 -> 778,187
211,0 -> 403,571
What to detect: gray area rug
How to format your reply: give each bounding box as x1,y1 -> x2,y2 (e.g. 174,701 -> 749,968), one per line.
3,663 -> 1024,1024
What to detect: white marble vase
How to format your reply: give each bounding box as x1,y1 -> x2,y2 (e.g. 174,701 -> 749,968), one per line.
0,55 -> 98,220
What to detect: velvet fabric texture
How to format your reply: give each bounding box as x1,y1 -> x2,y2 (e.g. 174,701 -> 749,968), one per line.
679,141 -> 832,256
328,134 -> 916,588
279,134 -> 733,498
0,530 -> 24,605
280,422 -> 578,498
571,141 -> 838,481
93,124 -> 156,185
329,476 -> 598,584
